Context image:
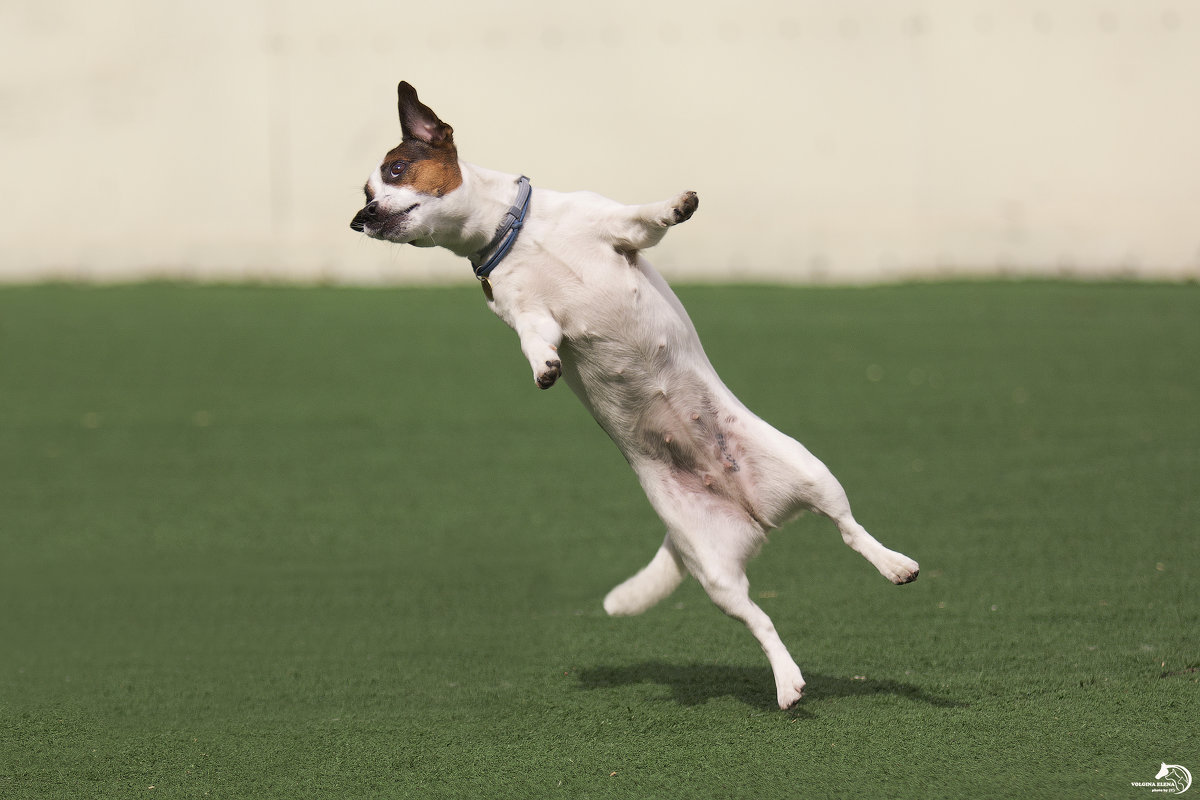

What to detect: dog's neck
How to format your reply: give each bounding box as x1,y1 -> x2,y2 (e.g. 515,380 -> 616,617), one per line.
469,175 -> 531,279
420,164 -> 529,261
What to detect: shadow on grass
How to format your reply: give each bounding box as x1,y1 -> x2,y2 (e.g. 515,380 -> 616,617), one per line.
575,662 -> 967,714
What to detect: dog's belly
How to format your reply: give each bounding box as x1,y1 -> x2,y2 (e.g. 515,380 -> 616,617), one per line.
567,344 -> 767,525
556,284 -> 767,526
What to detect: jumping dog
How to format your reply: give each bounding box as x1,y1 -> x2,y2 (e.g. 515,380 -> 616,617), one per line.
350,82 -> 919,709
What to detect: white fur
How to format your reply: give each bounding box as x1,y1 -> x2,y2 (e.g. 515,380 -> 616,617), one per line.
362,160 -> 919,710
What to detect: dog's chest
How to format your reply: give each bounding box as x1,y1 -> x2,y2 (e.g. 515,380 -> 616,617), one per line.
553,266 -> 735,442
556,269 -> 693,383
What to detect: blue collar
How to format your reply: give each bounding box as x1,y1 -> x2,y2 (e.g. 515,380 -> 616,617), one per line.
469,176 -> 532,280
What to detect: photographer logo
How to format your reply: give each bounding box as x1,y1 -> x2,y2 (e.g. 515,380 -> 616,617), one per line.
1132,763 -> 1192,795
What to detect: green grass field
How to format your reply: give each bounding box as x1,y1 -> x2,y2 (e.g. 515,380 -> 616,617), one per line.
1,282 -> 1196,799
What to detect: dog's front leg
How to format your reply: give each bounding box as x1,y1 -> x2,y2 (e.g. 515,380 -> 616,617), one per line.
606,191 -> 698,252
510,311 -> 564,389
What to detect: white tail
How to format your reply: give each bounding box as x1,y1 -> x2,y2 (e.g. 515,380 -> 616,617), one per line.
603,536 -> 687,616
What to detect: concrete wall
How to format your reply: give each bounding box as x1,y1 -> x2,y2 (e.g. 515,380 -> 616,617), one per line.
2,0 -> 1198,284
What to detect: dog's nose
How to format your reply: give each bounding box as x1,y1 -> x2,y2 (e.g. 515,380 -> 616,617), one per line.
349,201 -> 379,232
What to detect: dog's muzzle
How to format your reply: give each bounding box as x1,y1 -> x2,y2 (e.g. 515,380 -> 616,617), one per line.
350,201 -> 420,236
349,201 -> 378,233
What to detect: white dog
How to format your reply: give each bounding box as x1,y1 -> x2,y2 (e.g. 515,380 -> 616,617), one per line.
351,82 -> 919,709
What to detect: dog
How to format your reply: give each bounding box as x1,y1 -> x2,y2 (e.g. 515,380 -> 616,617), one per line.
350,82 -> 919,709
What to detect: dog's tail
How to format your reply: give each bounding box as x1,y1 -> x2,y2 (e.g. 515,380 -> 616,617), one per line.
603,536 -> 687,616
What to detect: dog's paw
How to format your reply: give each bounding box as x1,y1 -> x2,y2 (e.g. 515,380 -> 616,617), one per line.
881,553 -> 920,585
536,359 -> 562,390
671,191 -> 699,224
776,668 -> 807,710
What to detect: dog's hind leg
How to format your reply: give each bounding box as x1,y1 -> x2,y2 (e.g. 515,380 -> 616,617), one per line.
603,534 -> 687,616
638,477 -> 806,709
605,191 -> 699,252
674,519 -> 807,710
809,478 -> 920,586
830,510 -> 920,586
758,430 -> 920,585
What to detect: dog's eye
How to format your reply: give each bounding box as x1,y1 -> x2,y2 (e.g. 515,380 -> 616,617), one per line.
389,160 -> 409,179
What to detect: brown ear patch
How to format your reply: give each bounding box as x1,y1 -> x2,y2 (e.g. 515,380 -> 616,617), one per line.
381,139 -> 463,197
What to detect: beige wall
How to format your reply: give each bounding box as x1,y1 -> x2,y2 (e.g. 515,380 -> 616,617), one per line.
2,1 -> 1198,284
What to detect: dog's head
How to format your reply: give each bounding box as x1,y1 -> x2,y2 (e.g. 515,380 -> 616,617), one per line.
350,82 -> 464,246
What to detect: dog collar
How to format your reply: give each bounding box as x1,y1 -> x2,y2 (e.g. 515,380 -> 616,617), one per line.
469,176 -> 532,285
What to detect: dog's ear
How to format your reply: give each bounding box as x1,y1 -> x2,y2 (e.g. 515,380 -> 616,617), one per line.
397,82 -> 454,147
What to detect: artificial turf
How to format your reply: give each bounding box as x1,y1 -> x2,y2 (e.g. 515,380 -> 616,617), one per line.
0,281 -> 1196,799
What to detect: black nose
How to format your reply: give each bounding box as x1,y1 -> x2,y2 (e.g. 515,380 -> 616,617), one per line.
349,201 -> 379,232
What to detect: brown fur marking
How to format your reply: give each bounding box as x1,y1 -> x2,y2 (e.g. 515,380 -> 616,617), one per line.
380,140 -> 463,197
